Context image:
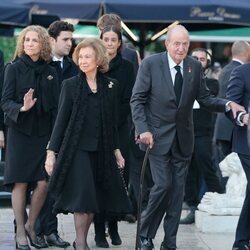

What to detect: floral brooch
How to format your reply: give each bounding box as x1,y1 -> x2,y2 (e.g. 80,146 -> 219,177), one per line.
108,81 -> 114,88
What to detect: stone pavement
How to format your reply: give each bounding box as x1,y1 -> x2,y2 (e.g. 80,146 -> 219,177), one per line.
0,208 -> 234,250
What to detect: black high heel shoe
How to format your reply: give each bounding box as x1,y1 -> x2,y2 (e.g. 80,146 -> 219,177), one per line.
73,241 -> 90,250
25,230 -> 42,249
15,237 -> 31,250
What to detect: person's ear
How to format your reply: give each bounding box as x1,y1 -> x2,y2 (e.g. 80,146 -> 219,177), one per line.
165,40 -> 169,50
49,37 -> 56,45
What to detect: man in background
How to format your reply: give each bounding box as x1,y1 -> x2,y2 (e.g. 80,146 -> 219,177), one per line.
36,21 -> 78,248
227,60 -> 250,250
214,41 -> 250,162
214,41 -> 250,188
180,48 -> 223,224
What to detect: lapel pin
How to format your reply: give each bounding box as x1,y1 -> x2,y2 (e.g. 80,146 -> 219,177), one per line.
47,75 -> 54,80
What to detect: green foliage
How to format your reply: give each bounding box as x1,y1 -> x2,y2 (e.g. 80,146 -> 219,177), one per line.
0,37 -> 16,64
146,40 -> 165,54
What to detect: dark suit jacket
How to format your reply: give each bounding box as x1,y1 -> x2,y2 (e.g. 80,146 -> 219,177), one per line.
50,56 -> 79,88
121,46 -> 139,75
226,62 -> 250,156
1,58 -> 59,136
130,52 -> 227,159
193,77 -> 219,137
214,60 -> 241,141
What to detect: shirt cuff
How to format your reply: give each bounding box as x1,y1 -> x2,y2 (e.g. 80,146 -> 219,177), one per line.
225,101 -> 231,112
236,111 -> 247,126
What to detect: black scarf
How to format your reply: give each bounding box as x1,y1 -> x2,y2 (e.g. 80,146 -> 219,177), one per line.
49,71 -> 115,197
20,54 -> 54,114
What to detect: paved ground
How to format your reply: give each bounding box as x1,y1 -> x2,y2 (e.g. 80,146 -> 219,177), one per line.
0,207 -> 234,250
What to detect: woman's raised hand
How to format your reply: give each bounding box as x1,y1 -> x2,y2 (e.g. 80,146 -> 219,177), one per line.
20,88 -> 37,112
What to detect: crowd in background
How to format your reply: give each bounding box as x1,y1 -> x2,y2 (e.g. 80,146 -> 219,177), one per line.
0,14 -> 249,250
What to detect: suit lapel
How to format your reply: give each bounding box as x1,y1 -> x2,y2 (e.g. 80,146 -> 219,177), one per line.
62,57 -> 68,73
181,58 -> 192,104
161,52 -> 176,98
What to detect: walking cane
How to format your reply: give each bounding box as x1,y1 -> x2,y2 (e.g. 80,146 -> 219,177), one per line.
135,145 -> 151,250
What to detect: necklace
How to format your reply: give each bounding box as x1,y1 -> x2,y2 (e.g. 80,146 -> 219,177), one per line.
86,77 -> 97,93
91,88 -> 97,93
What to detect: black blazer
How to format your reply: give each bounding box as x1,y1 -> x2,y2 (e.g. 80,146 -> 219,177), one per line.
214,60 -> 241,141
50,56 -> 79,87
1,58 -> 59,136
48,74 -> 119,153
226,62 -> 250,156
121,46 -> 139,75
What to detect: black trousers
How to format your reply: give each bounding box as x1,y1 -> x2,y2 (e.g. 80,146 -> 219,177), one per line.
140,143 -> 190,249
215,139 -> 232,163
214,139 -> 232,190
185,136 -> 223,208
233,154 -> 250,247
36,192 -> 58,236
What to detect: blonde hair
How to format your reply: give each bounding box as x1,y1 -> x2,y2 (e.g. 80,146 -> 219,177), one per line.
73,38 -> 109,73
14,25 -> 51,62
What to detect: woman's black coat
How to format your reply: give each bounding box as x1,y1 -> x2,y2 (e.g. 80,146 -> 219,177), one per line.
48,73 -> 119,153
1,57 -> 59,136
47,72 -> 120,196
105,53 -> 135,127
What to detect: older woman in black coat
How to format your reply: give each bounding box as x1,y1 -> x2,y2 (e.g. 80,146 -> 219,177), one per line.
45,38 -> 131,250
1,25 -> 59,249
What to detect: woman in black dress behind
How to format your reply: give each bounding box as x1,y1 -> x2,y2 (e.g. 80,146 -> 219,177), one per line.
1,25 -> 59,249
94,25 -> 135,248
45,38 -> 131,250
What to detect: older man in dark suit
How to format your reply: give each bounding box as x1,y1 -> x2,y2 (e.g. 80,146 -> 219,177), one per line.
227,63 -> 250,250
214,41 -> 250,167
130,25 -> 245,250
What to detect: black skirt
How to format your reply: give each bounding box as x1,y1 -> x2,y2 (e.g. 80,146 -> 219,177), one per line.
4,128 -> 48,190
53,149 -> 132,215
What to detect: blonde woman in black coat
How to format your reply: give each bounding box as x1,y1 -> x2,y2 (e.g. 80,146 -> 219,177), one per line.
1,25 -> 59,249
45,38 -> 131,250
